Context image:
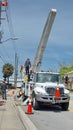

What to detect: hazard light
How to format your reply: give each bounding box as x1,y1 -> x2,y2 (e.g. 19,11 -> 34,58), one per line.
1,1 -> 8,6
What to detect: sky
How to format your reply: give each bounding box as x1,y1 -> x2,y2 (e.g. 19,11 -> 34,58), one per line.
0,0 -> 73,78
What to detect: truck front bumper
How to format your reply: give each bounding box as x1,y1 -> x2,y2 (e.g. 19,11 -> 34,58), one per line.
35,94 -> 70,104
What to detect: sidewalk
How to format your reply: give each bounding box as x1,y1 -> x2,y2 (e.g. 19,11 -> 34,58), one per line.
0,91 -> 25,130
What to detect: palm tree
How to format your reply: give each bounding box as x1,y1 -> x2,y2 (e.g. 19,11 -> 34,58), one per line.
2,63 -> 14,83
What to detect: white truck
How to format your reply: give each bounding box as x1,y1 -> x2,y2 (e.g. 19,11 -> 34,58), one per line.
31,71 -> 70,110
23,9 -> 70,110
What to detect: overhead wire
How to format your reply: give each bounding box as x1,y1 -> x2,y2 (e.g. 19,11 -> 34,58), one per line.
0,47 -> 8,63
0,1 -> 14,63
5,0 -> 17,53
5,0 -> 23,69
4,0 -> 20,82
2,1 -> 23,68
5,1 -> 27,67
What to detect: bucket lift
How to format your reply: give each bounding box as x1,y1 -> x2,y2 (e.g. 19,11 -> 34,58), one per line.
24,9 -> 57,99
32,9 -> 57,72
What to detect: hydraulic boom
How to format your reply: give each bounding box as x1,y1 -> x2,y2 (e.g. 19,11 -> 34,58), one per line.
32,9 -> 57,72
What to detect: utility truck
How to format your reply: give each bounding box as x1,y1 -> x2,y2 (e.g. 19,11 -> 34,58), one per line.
24,9 -> 70,110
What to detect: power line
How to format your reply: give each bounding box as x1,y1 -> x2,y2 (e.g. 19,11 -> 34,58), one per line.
0,55 -> 5,63
5,0 -> 17,53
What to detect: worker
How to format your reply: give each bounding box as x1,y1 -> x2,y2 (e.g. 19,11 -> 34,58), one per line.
1,80 -> 7,100
65,75 -> 69,84
24,58 -> 31,75
17,89 -> 22,98
19,89 -> 22,96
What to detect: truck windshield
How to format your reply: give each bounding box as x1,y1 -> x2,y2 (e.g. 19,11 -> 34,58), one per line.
36,73 -> 62,83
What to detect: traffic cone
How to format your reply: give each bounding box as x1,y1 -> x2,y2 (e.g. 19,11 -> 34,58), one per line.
25,96 -> 33,114
55,88 -> 60,98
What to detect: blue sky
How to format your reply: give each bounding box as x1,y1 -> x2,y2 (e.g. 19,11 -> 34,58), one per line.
0,0 -> 73,78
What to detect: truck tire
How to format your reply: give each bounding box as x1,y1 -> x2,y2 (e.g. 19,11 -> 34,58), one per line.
61,102 -> 69,111
32,96 -> 39,110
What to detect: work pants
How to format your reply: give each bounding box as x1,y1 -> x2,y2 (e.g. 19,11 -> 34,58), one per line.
2,89 -> 7,100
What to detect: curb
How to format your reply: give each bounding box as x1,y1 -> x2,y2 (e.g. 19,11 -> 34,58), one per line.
17,106 -> 38,130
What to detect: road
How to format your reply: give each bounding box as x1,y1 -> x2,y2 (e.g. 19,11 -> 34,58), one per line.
20,93 -> 73,130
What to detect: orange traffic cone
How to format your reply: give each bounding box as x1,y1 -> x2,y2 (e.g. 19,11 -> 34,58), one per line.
55,88 -> 60,98
25,96 -> 33,114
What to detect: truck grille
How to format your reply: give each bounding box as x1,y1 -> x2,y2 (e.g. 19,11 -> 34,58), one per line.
45,87 -> 64,96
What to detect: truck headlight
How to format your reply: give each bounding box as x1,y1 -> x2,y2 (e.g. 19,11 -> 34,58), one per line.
64,89 -> 70,96
35,90 -> 47,95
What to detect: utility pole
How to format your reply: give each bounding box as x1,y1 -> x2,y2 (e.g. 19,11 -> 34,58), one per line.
0,1 -> 18,87
14,53 -> 18,88
0,1 -> 1,23
0,1 -> 1,24
0,0 -> 2,43
0,1 -> 18,86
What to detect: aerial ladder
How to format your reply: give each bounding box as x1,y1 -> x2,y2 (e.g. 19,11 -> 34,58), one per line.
32,9 -> 57,72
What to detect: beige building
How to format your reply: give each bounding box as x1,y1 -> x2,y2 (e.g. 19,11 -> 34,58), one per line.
65,71 -> 73,90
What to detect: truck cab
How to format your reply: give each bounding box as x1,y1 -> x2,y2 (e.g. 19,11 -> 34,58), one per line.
32,72 -> 70,110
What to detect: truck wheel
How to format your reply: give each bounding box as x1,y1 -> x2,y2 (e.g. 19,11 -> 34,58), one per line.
32,97 -> 39,110
61,102 -> 69,111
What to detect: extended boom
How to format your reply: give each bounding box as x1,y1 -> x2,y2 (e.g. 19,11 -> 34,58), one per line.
32,9 -> 57,72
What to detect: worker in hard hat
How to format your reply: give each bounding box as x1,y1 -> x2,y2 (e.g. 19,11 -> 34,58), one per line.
24,58 -> 31,75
